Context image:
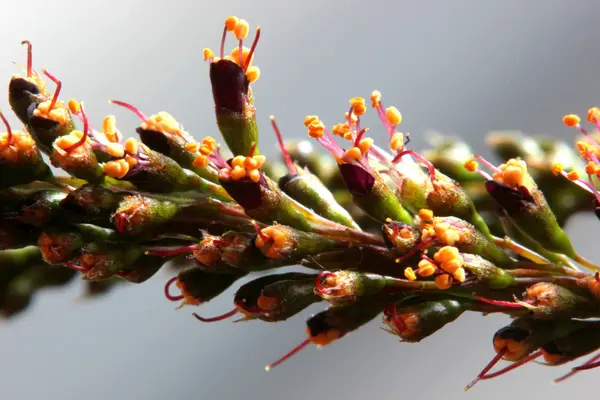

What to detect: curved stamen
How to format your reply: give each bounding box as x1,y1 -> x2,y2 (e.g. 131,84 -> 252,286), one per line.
244,26 -> 261,72
392,150 -> 436,180
473,295 -> 525,309
108,100 -> 149,122
481,351 -> 543,380
270,115 -> 297,174
164,276 -> 184,301
554,352 -> 600,383
0,110 -> 13,146
464,348 -> 508,391
220,26 -> 227,59
63,104 -> 89,153
42,69 -> 61,112
20,40 -> 32,77
146,244 -> 199,257
192,308 -> 238,322
265,338 -> 311,371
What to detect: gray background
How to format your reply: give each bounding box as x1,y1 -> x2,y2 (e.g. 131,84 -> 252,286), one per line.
1,0 -> 600,399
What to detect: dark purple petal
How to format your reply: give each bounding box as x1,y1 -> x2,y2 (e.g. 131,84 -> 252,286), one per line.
137,127 -> 171,155
220,179 -> 264,210
485,180 -> 535,214
209,59 -> 249,113
339,163 -> 375,195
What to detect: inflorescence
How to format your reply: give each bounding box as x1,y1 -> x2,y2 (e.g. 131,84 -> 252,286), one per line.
3,17 -> 600,390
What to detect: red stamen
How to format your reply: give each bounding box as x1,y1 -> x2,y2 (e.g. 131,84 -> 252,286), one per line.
42,69 -> 61,112
265,338 -> 311,371
387,220 -> 399,238
192,308 -> 238,322
353,128 -> 368,147
63,103 -> 89,153
0,111 -> 13,145
395,239 -> 433,265
248,142 -> 257,158
251,220 -> 270,242
314,271 -> 335,296
473,295 -> 525,309
270,115 -> 297,174
421,254 -> 437,265
392,150 -> 436,180
464,348 -> 508,391
569,351 -> 600,373
482,351 -> 543,380
386,304 -> 406,333
109,100 -> 149,122
20,40 -> 32,77
220,26 -> 227,59
64,261 -> 88,272
244,26 -> 261,72
147,244 -> 199,257
164,276 -> 184,301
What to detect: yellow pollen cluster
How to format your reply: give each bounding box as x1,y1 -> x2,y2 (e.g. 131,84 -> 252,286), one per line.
141,112 -> 184,137
0,130 -> 35,162
230,46 -> 254,68
186,136 -> 217,168
349,97 -> 366,116
33,99 -> 70,125
585,161 -> 600,176
53,130 -> 88,156
576,140 -> 600,161
418,209 -> 434,222
68,99 -> 81,115
102,115 -> 122,143
305,116 -> 325,138
102,138 -> 140,179
344,111 -> 358,127
432,219 -> 462,246
492,158 -> 530,188
388,132 -> 404,151
344,137 -> 373,160
255,226 -> 292,259
332,122 -> 353,140
222,153 -> 266,182
562,114 -> 581,127
588,107 -> 600,123
370,90 -> 381,108
203,48 -> 215,61
385,106 -> 402,125
551,162 -> 564,176
464,159 -> 478,172
433,246 -> 466,286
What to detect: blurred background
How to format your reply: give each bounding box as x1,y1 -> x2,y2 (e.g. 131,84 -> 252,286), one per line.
1,0 -> 600,399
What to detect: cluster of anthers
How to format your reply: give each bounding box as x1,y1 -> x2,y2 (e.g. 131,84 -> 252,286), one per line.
203,16 -> 261,84
218,144 -> 266,182
0,111 -> 36,162
185,136 -> 218,168
550,110 -> 600,205
465,155 -> 532,190
404,245 -> 466,289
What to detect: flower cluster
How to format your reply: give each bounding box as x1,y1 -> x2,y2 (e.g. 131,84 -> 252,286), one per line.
3,16 -> 600,390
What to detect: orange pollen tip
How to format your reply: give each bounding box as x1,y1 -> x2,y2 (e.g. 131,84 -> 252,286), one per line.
404,267 -> 417,281
304,115 -> 319,127
345,146 -> 363,160
124,138 -> 139,155
106,142 -> 125,158
464,159 -> 478,172
370,90 -> 381,108
184,142 -> 200,153
68,99 -> 81,114
385,106 -> 402,125
389,132 -> 404,151
434,274 -> 453,289
245,66 -> 260,84
193,155 -> 209,167
357,137 -> 373,154
551,162 -> 564,176
234,19 -> 250,40
567,170 -> 580,181
587,107 -> 600,123
585,162 -> 598,176
418,209 -> 434,221
563,114 -> 581,127
203,48 -> 215,61
225,16 -> 239,31
309,328 -> 340,346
